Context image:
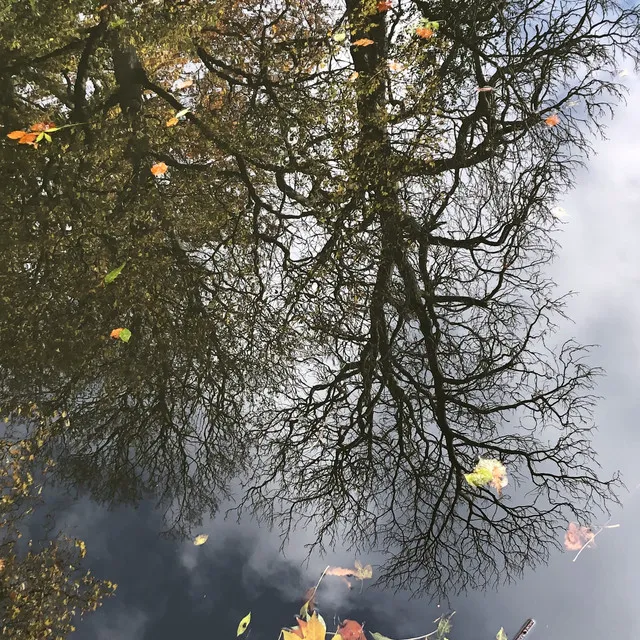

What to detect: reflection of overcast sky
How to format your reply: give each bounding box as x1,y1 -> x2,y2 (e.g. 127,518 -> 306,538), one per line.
49,75 -> 640,640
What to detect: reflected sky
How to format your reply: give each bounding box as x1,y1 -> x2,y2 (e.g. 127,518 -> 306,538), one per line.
34,74 -> 640,640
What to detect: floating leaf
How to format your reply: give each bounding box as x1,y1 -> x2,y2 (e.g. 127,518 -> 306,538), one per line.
104,262 -> 126,284
618,69 -> 630,77
332,31 -> 347,42
353,38 -> 374,47
193,533 -> 209,546
326,562 -> 372,581
550,206 -> 568,219
370,633 -> 394,640
30,121 -> 55,132
477,86 -> 493,92
388,61 -> 403,71
151,162 -> 168,176
119,328 -> 132,343
175,108 -> 190,118
18,132 -> 38,145
166,117 -> 179,127
7,131 -> 27,139
564,522 -> 594,551
545,113 -> 560,127
465,458 -> 508,495
496,628 -> 508,640
285,612 -> 325,640
237,612 -> 251,636
110,328 -> 124,340
348,71 -> 359,82
337,620 -> 365,640
175,79 -> 194,89
416,26 -> 434,38
377,0 -> 392,11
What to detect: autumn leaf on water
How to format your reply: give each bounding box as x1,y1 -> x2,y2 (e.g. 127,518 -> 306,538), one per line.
110,328 -> 131,342
388,61 -> 403,72
166,117 -> 179,127
237,612 -> 251,636
30,121 -> 55,132
353,38 -> 374,47
151,162 -> 168,176
283,612 -> 326,640
464,458 -> 508,495
193,534 -> 209,546
564,522 -> 594,551
175,79 -> 194,89
496,628 -> 508,640
416,27 -> 434,38
545,113 -> 560,127
477,86 -> 493,92
332,31 -> 347,42
336,620 -> 365,640
7,131 -> 27,139
377,0 -> 392,11
348,71 -> 359,82
326,560 -> 372,581
18,133 -> 39,145
104,262 -> 126,284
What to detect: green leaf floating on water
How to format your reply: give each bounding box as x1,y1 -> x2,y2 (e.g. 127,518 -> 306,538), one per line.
118,328 -> 132,343
370,632 -> 395,640
496,628 -> 508,640
464,466 -> 493,487
237,612 -> 251,636
104,262 -> 126,284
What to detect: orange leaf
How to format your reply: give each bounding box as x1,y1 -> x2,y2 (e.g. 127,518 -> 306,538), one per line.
110,328 -> 124,339
416,26 -> 434,38
151,162 -> 168,176
7,130 -> 27,140
30,121 -> 55,132
166,117 -> 179,127
377,0 -> 392,11
98,4 -> 109,10
18,133 -> 38,145
545,113 -> 560,127
337,621 -> 365,640
353,38 -> 374,47
348,71 -> 359,82
388,61 -> 403,71
175,79 -> 194,90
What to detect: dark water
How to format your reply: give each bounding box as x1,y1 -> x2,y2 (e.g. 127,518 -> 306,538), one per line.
2,1 -> 640,638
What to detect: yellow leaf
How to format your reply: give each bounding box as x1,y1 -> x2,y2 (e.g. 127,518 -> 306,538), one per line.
193,534 -> 209,545
237,612 -> 251,636
166,117 -> 179,127
348,71 -> 359,82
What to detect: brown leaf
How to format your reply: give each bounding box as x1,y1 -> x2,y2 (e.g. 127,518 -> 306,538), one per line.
416,27 -> 434,38
18,133 -> 38,145
30,121 -> 55,132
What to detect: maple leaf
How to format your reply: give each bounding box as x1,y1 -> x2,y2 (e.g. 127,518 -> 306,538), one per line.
353,38 -> 374,47
545,113 -> 560,127
337,620 -> 365,640
151,162 -> 168,176
564,522 -> 594,551
283,612 -> 326,640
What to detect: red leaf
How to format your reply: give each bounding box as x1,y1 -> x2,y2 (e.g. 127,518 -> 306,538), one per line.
337,620 -> 365,640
